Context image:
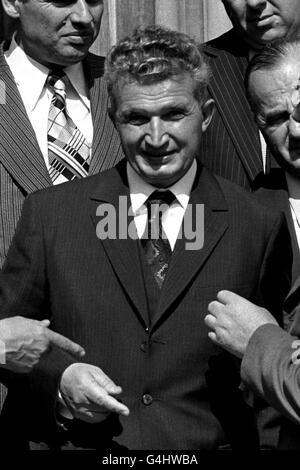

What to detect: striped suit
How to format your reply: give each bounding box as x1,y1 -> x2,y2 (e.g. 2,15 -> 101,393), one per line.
0,43 -> 124,268
0,43 -> 124,407
201,29 -> 264,190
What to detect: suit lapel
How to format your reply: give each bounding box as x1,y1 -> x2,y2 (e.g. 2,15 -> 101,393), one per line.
153,166 -> 229,326
255,170 -> 300,283
204,30 -> 262,182
89,161 -> 149,326
0,45 -> 52,193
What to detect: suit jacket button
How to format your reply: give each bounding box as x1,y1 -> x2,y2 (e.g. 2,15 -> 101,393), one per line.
142,394 -> 153,406
140,341 -> 148,352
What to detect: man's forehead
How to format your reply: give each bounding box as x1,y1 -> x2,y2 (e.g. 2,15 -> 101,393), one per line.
251,64 -> 300,101
114,76 -> 197,106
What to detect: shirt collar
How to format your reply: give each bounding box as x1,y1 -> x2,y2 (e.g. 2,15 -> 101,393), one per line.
5,35 -> 49,112
64,62 -> 90,110
5,35 -> 89,111
286,171 -> 300,200
127,159 -> 197,215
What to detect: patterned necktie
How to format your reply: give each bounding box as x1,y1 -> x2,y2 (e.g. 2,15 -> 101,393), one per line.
141,190 -> 175,289
47,71 -> 91,183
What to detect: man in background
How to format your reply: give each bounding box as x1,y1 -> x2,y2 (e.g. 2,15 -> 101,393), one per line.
205,38 -> 300,448
202,0 -> 300,190
0,0 -> 123,267
244,39 -> 300,286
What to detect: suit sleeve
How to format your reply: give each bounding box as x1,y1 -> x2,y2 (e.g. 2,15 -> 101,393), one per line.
241,324 -> 300,425
0,194 -> 77,443
248,212 -> 293,448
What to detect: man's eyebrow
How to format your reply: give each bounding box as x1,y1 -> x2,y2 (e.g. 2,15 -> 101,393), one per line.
264,107 -> 289,122
120,102 -> 188,113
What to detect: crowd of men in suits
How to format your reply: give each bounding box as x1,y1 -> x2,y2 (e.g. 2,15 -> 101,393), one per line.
1,0 -> 300,451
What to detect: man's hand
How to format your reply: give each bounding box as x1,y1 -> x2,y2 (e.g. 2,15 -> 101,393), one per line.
0,316 -> 85,373
60,363 -> 130,423
205,290 -> 278,358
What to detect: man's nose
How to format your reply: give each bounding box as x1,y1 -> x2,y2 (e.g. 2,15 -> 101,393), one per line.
292,102 -> 300,124
145,118 -> 169,148
70,0 -> 93,24
246,0 -> 267,10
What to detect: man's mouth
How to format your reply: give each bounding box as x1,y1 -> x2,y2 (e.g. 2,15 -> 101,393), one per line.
248,15 -> 274,27
142,150 -> 176,161
63,31 -> 94,42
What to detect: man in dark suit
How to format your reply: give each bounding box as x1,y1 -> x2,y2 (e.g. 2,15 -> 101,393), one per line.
205,36 -> 300,448
205,289 -> 300,449
0,0 -> 123,267
0,25 -> 292,450
0,0 -> 123,404
245,39 -> 300,293
201,0 -> 300,190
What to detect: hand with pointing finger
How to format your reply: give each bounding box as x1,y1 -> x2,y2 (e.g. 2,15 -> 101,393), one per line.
60,363 -> 130,423
205,290 -> 278,358
0,316 -> 85,373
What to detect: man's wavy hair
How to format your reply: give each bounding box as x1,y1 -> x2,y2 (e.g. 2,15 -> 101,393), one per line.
105,25 -> 210,111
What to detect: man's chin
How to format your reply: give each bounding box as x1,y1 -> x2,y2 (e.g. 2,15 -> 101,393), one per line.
53,49 -> 90,66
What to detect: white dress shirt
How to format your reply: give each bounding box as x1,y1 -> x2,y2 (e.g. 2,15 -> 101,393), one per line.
4,36 -> 93,185
286,172 -> 300,251
127,159 -> 197,250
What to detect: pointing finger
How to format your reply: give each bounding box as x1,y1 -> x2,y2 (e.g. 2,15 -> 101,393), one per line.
90,386 -> 130,416
46,329 -> 85,357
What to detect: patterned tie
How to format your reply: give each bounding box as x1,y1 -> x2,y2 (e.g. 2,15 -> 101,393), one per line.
47,71 -> 91,183
141,190 -> 175,288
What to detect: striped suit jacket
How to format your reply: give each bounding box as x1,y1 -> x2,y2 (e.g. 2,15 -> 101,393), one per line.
0,42 -> 124,268
201,29 -> 264,190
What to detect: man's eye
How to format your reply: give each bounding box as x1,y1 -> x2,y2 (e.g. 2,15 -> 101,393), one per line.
164,110 -> 185,121
126,115 -> 148,125
266,113 -> 289,127
50,0 -> 75,5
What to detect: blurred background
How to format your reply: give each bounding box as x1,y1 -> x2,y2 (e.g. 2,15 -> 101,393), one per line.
0,0 -> 232,54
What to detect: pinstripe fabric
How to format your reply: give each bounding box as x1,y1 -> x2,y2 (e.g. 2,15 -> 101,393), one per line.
201,29 -> 264,191
0,42 -> 124,265
0,42 -> 124,407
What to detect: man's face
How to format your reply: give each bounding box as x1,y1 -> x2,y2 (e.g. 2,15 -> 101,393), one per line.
113,75 -> 214,188
249,59 -> 300,175
10,0 -> 103,67
222,0 -> 300,47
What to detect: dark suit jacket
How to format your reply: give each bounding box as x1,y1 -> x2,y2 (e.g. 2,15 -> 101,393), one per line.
0,42 -> 124,268
254,170 -> 300,288
201,29 -> 266,190
0,160 -> 292,450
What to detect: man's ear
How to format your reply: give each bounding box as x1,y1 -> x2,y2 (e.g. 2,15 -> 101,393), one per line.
201,99 -> 215,132
1,0 -> 21,18
108,104 -> 117,129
